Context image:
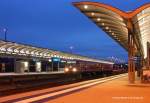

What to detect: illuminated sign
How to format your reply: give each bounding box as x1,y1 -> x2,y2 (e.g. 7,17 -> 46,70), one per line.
52,57 -> 60,62
67,61 -> 76,64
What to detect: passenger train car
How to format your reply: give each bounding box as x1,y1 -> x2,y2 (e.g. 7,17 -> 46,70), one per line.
64,60 -> 127,76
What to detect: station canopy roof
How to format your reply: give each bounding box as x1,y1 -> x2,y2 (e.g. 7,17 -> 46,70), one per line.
73,2 -> 150,58
0,40 -> 113,64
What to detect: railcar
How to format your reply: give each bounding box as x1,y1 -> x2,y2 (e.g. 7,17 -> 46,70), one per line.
64,60 -> 127,77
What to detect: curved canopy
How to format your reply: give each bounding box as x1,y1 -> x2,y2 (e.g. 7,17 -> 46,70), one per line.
132,7 -> 150,58
73,2 -> 150,58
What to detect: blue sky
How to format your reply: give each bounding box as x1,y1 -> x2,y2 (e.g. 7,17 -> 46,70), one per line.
0,0 -> 149,61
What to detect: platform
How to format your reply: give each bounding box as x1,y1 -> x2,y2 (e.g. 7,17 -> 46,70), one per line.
0,71 -> 64,77
0,73 -> 150,103
43,74 -> 150,103
0,71 -> 66,93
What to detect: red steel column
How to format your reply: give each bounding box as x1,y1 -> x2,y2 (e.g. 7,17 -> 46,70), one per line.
147,42 -> 150,69
127,20 -> 135,83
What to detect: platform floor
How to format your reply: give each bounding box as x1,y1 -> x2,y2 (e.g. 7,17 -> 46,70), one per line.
0,71 -> 64,77
0,73 -> 150,103
45,74 -> 150,103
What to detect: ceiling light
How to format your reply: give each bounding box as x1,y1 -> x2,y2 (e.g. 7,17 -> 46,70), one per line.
105,27 -> 109,30
91,12 -> 95,16
101,23 -> 105,26
84,5 -> 88,9
97,18 -> 101,21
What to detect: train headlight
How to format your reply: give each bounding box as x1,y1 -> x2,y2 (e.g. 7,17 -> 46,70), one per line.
72,68 -> 77,72
65,68 -> 69,72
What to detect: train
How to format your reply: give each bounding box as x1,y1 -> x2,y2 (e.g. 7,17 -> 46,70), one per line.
0,56 -> 127,77
64,60 -> 127,77
0,57 -> 127,93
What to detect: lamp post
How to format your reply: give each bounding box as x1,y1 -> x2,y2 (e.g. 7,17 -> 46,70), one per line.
3,28 -> 7,41
69,46 -> 74,54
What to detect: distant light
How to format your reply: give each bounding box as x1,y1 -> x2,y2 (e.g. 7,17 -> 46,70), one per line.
91,12 -> 95,16
65,68 -> 69,72
3,28 -> 7,32
40,53 -> 43,56
48,59 -> 52,62
112,32 -> 114,35
26,51 -> 30,54
84,5 -> 88,9
7,48 -> 13,52
14,49 -> 19,53
72,68 -> 77,72
109,30 -> 111,32
115,36 -> 117,39
50,54 -> 54,57
70,46 -> 74,49
20,50 -> 25,54
97,18 -> 101,21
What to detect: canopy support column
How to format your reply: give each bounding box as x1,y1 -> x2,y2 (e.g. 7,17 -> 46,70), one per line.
127,20 -> 136,83
128,33 -> 135,83
147,42 -> 150,69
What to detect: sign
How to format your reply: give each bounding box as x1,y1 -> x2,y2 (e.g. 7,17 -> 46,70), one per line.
67,60 -> 76,64
52,57 -> 60,62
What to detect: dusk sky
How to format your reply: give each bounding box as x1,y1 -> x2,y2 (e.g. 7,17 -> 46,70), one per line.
0,0 -> 149,61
